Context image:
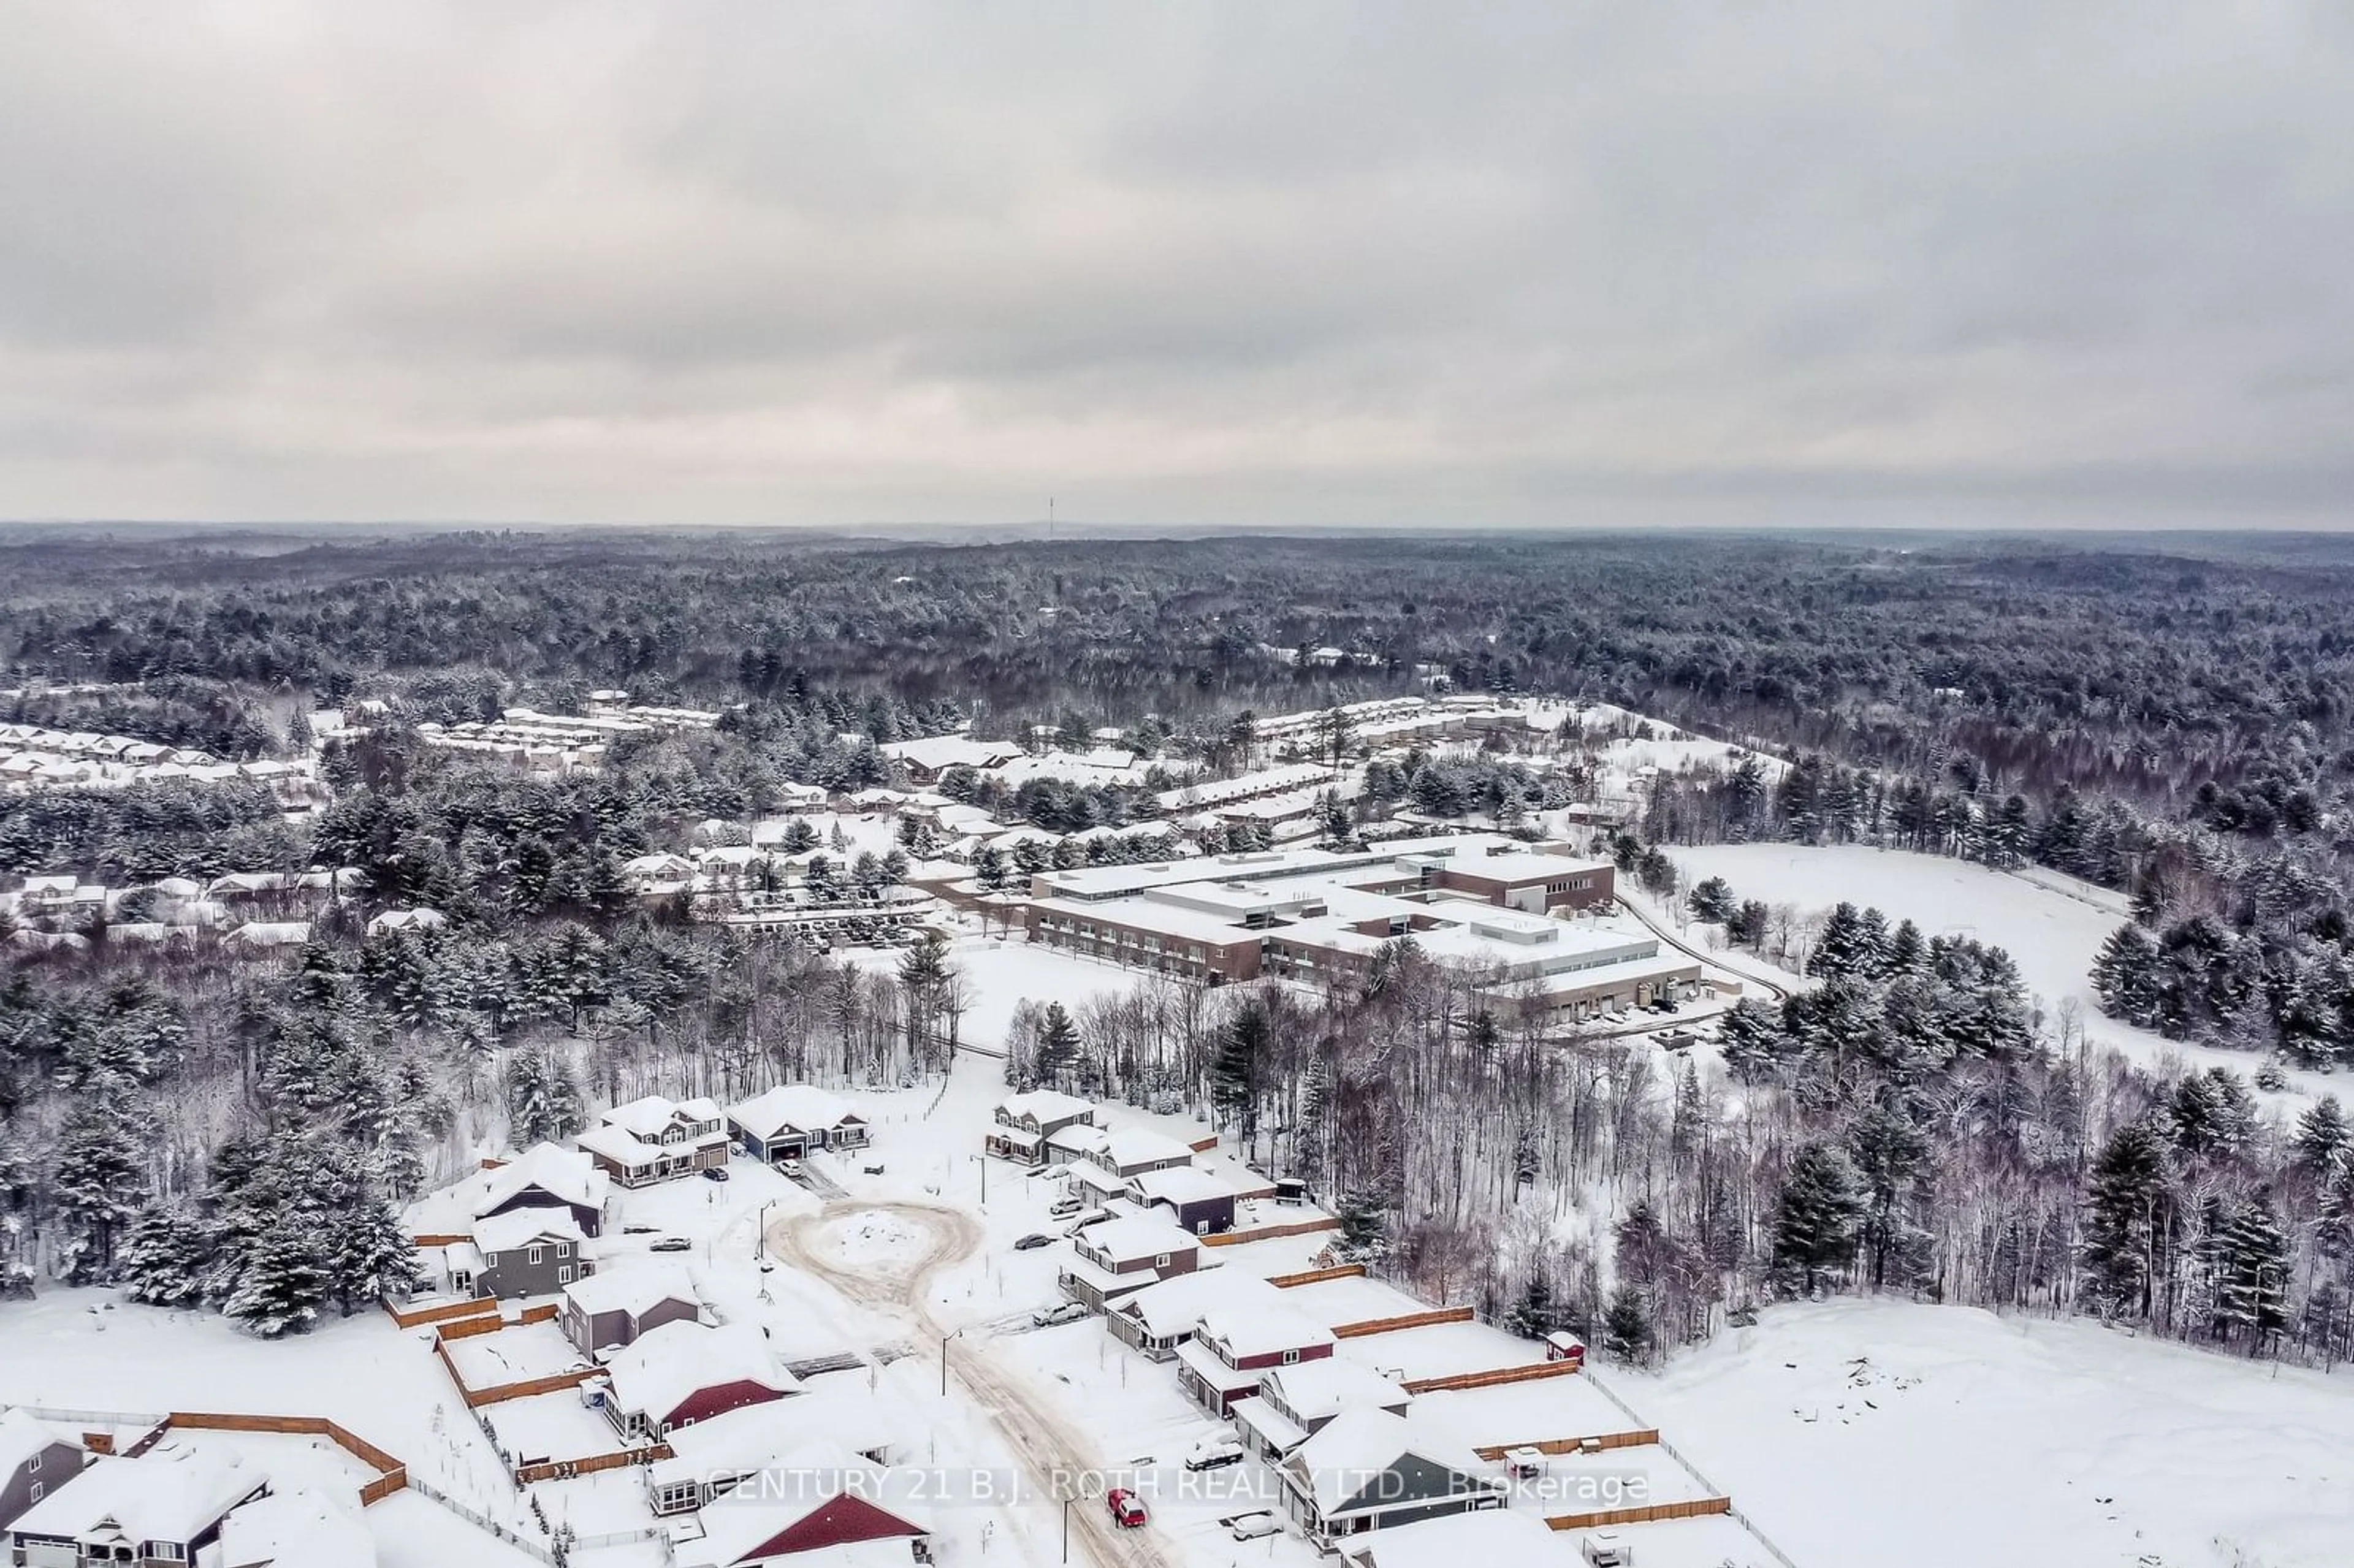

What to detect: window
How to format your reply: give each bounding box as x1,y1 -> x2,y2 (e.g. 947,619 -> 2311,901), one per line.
557,1243 -> 571,1258
26,1481 -> 39,1502
26,1452 -> 38,1472
528,1246 -> 544,1266
1282,1349 -> 1301,1364
149,1545 -> 187,1562
557,1266 -> 573,1284
1155,1253 -> 1171,1268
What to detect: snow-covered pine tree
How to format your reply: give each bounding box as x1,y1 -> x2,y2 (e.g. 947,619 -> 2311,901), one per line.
1770,1141 -> 1868,1296
120,1205 -> 215,1307
52,1073 -> 149,1282
224,1224 -> 332,1338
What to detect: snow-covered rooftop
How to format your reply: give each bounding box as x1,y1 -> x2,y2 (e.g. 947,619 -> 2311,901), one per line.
13,1444 -> 264,1547
727,1084 -> 862,1141
603,1322 -> 798,1425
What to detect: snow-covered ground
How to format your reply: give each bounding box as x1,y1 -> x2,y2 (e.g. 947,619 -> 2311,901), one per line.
1636,1296 -> 2354,1568
1664,842 -> 2336,1099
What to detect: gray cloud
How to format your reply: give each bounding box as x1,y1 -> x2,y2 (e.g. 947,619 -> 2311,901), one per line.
0,1 -> 2348,528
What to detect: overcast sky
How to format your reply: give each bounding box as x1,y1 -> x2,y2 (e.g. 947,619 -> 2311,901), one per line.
4,3 -> 2350,530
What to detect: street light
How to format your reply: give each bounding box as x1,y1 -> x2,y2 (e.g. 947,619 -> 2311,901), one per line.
756,1200 -> 776,1262
970,1153 -> 988,1206
940,1326 -> 967,1397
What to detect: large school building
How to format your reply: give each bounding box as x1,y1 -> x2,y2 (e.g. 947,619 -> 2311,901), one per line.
1018,833 -> 1708,1020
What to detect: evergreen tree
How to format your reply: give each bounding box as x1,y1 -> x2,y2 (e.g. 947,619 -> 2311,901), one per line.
2091,924 -> 2163,1026
1602,1284 -> 1651,1362
1034,1002 -> 1081,1087
120,1205 -> 215,1307
2209,1193 -> 2291,1349
223,1224 -> 331,1338
2294,1096 -> 2350,1171
53,1074 -> 149,1282
2082,1119 -> 2173,1320
1333,1189 -> 1390,1263
1209,1001 -> 1270,1149
1770,1142 -> 1868,1295
1505,1271 -> 1560,1339
1687,877 -> 1737,926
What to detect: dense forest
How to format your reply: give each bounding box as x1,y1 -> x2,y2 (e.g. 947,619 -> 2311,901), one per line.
1,526 -> 2351,1362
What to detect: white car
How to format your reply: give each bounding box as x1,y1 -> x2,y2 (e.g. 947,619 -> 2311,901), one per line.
1184,1437 -> 1244,1471
1031,1300 -> 1089,1328
1230,1513 -> 1281,1541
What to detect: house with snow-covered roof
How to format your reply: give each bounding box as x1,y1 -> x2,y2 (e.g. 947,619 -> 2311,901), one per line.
1057,1212 -> 1200,1311
598,1321 -> 800,1442
219,1488 -> 377,1568
470,1209 -> 597,1298
8,1445 -> 269,1568
1106,1269 -> 1287,1360
578,1095 -> 729,1187
1233,1359 -> 1413,1461
562,1262 -> 702,1355
645,1385 -> 899,1517
985,1090 -> 1098,1163
1126,1164 -> 1236,1235
726,1086 -> 868,1164
666,1442 -> 930,1568
1332,1505 -> 1560,1568
1174,1301 -> 1338,1417
405,1142 -> 610,1245
1274,1408 -> 1506,1548
0,1408 -> 81,1532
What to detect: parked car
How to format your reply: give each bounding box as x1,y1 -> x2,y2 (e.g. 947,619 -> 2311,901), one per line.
701,1166 -> 730,1182
862,1161 -> 886,1175
649,1237 -> 693,1253
1014,1233 -> 1056,1250
1184,1437 -> 1244,1472
1047,1197 -> 1084,1219
1041,1163 -> 1072,1180
1031,1301 -> 1089,1328
1230,1512 -> 1281,1541
622,1224 -> 657,1235
1105,1488 -> 1148,1529
1065,1207 -> 1113,1231
779,1157 -> 804,1177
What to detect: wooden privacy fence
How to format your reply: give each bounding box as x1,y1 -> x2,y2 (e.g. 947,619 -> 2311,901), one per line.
1545,1496 -> 1732,1532
437,1301 -> 563,1342
1201,1215 -> 1341,1247
163,1411 -> 408,1505
433,1336 -> 597,1409
1267,1263 -> 1365,1288
1472,1429 -> 1658,1461
514,1442 -> 672,1486
1333,1306 -> 1472,1339
383,1294 -> 500,1330
1402,1359 -> 1580,1395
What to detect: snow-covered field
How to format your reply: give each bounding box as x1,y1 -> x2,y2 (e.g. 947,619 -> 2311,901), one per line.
1637,1296 -> 2354,1568
815,1207 -> 930,1267
1663,842 -> 2335,1097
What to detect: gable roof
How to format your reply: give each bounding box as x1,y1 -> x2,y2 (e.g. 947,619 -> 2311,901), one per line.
1078,1213 -> 1199,1266
472,1208 -> 587,1256
476,1143 -> 608,1215
647,1384 -> 897,1493
0,1407 -> 73,1477
997,1089 -> 1096,1125
1280,1409 -> 1493,1515
219,1489 -> 377,1568
12,1445 -> 264,1547
727,1085 -> 861,1141
1200,1301 -> 1336,1362
603,1322 -> 798,1425
1114,1269 -> 1286,1339
602,1095 -> 723,1138
1335,1505 -> 1561,1568
562,1261 -> 699,1322
1260,1359 -> 1412,1425
671,1445 -> 926,1568
1129,1166 -> 1233,1206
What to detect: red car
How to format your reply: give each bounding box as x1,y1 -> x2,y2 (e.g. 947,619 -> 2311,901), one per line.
1106,1488 -> 1149,1529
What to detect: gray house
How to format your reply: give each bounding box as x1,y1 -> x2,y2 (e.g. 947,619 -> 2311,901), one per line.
9,1446 -> 269,1568
562,1265 -> 702,1355
1274,1409 -> 1506,1548
0,1410 -> 82,1532
473,1211 -> 597,1300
